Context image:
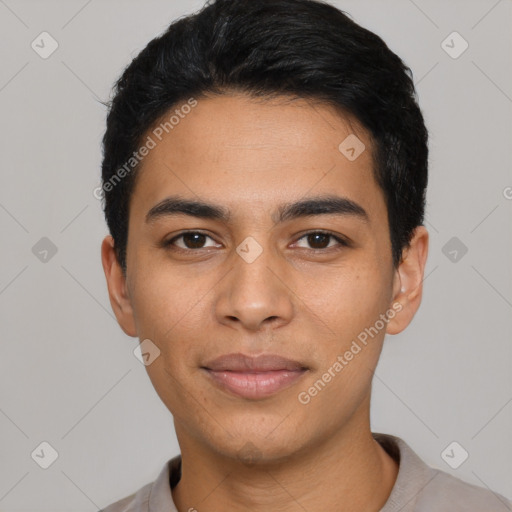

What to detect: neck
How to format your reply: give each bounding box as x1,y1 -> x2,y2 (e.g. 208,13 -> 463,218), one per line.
172,398 -> 398,512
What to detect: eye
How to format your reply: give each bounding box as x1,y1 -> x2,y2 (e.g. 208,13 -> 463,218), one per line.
163,230 -> 350,253
294,231 -> 349,250
164,231 -> 220,250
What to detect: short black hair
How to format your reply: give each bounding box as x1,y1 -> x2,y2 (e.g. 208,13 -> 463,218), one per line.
101,0 -> 428,273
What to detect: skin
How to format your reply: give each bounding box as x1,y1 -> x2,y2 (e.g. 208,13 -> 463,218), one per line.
102,92 -> 429,512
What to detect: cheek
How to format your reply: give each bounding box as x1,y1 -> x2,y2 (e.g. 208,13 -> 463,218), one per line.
130,276 -> 176,339
297,262 -> 390,340
129,264 -> 213,370
132,270 -> 209,413
129,251 -> 191,327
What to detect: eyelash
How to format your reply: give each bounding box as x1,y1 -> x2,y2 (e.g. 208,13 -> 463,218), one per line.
163,230 -> 350,253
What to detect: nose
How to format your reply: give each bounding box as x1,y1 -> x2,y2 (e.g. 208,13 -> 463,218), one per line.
214,242 -> 295,332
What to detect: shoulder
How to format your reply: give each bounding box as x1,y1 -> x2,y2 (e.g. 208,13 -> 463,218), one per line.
416,468 -> 512,511
99,455 -> 181,512
99,481 -> 152,512
373,433 -> 512,512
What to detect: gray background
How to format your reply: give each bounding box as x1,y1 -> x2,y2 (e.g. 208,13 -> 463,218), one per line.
0,0 -> 511,510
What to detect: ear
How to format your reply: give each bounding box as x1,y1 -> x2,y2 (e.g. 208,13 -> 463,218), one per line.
386,225 -> 429,335
101,235 -> 138,337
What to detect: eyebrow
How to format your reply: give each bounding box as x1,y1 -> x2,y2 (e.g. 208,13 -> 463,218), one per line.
145,194 -> 369,225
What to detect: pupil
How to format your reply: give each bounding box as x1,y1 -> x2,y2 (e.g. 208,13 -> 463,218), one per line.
308,233 -> 329,249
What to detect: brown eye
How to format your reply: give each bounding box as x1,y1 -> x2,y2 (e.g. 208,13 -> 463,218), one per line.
181,233 -> 207,249
295,231 -> 349,250
165,232 -> 219,250
306,233 -> 330,249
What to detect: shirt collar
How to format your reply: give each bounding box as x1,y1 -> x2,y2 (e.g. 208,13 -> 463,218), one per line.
373,432 -> 437,512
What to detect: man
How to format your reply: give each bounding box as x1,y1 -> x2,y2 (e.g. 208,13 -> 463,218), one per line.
99,0 -> 512,510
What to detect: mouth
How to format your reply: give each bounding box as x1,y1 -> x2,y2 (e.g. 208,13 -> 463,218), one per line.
201,353 -> 309,400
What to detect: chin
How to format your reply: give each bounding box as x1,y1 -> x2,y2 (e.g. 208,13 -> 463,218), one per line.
220,437 -> 302,467
196,416 -> 310,466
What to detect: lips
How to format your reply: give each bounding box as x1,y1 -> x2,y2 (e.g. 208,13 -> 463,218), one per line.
202,353 -> 308,399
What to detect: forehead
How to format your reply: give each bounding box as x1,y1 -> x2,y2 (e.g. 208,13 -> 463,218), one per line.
130,93 -> 385,223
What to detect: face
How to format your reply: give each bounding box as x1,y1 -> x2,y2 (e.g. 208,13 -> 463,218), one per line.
102,93 -> 428,463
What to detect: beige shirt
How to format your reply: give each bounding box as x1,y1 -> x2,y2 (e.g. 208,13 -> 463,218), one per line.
100,432 -> 512,511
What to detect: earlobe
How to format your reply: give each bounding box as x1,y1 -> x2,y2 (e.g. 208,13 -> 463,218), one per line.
101,235 -> 138,337
386,226 -> 429,335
